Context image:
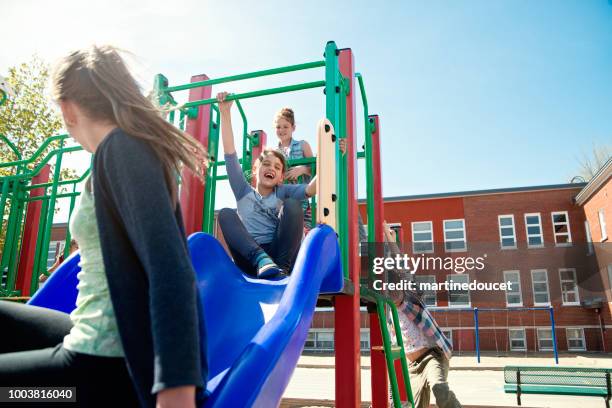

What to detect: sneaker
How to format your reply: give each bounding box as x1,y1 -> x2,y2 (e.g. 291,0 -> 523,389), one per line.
257,262 -> 283,279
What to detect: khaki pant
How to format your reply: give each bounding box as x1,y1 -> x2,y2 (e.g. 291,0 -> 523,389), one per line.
407,348 -> 462,408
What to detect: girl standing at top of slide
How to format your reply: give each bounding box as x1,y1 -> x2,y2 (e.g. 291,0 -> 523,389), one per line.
274,107 -> 314,232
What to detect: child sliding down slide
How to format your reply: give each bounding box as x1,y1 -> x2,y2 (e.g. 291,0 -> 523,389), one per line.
216,92 -> 317,279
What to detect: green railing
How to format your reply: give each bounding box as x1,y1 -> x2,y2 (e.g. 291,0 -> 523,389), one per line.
0,135 -> 87,296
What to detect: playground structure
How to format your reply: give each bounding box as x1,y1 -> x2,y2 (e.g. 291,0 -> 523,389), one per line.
1,41 -> 416,407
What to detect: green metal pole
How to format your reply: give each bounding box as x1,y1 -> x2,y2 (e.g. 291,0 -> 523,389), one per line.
0,135 -> 22,161
388,300 -> 415,408
356,73 -> 376,244
63,183 -> 78,258
324,41 -> 346,278
0,135 -> 71,169
235,100 -> 251,175
5,184 -> 27,294
31,197 -> 49,294
37,140 -> 65,280
1,185 -> 20,293
163,61 -> 325,93
182,81 -> 326,110
202,107 -> 220,234
0,179 -> 10,235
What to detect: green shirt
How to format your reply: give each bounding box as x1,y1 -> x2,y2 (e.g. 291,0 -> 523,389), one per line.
63,179 -> 124,357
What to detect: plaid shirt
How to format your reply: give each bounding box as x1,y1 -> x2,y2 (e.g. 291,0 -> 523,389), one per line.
397,290 -> 453,360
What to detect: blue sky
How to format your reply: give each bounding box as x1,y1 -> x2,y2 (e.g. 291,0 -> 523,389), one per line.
2,0 -> 611,216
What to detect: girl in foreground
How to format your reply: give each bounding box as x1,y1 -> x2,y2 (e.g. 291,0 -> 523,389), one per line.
0,45 -> 208,408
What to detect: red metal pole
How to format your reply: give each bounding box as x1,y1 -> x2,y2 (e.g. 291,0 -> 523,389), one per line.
16,165 -> 50,296
335,47 -> 362,408
370,312 -> 389,407
180,74 -> 211,236
369,114 -> 390,407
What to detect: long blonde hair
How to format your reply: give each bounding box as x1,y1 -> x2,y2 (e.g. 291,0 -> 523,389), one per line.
51,45 -> 207,204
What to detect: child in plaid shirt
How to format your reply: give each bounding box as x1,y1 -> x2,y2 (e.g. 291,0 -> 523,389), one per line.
382,223 -> 462,408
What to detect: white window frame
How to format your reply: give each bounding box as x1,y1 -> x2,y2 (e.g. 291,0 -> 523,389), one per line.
443,218 -> 467,252
305,329 -> 334,351
566,328 -> 586,351
498,214 -> 517,249
412,221 -> 434,254
599,209 -> 608,241
509,328 -> 527,351
525,213 -> 544,248
537,328 -> 554,351
551,211 -> 572,246
585,221 -> 594,255
360,328 -> 370,352
447,274 -> 471,307
504,270 -> 523,307
531,269 -> 550,306
559,268 -> 580,306
415,275 -> 437,307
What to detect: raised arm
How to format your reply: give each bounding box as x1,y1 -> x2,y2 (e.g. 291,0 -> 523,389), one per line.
217,92 -> 236,155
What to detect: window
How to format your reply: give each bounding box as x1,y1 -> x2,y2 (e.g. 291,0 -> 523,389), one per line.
551,211 -> 572,246
504,271 -> 522,307
315,331 -> 334,351
360,329 -> 370,351
559,268 -> 580,305
447,274 -> 470,306
303,329 -> 335,351
415,275 -> 437,306
47,241 -> 61,268
498,215 -> 517,249
443,219 -> 466,252
525,213 -> 544,248
531,269 -> 550,306
509,328 -> 526,351
305,331 -> 316,349
412,221 -> 433,253
537,328 -> 554,351
585,221 -> 594,255
441,329 -> 453,347
566,328 -> 586,351
599,209 -> 608,241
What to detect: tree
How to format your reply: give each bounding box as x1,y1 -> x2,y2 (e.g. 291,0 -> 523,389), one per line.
1,56 -> 78,256
573,144 -> 611,183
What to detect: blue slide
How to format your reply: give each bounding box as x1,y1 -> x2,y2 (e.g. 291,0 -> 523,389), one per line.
29,224 -> 343,407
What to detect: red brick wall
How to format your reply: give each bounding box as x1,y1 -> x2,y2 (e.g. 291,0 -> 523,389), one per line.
347,186 -> 610,352
581,178 -> 612,323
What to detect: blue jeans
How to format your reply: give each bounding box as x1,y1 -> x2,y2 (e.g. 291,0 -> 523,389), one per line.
218,198 -> 304,276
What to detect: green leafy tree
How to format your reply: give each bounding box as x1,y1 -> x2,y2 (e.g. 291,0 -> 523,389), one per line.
1,56 -> 78,257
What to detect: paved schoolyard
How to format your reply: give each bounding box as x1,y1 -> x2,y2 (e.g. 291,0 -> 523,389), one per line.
283,353 -> 612,407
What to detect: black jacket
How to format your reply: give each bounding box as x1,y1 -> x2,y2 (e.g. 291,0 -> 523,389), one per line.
93,128 -> 206,407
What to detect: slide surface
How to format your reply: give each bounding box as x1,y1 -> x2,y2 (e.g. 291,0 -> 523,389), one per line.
28,224 -> 343,407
